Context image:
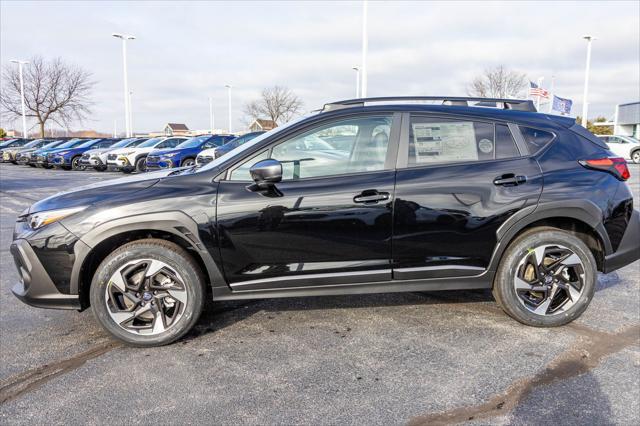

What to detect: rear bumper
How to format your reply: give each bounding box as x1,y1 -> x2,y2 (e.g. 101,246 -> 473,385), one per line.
604,209 -> 640,273
10,239 -> 80,310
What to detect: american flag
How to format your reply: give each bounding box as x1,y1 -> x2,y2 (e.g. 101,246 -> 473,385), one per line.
529,81 -> 549,98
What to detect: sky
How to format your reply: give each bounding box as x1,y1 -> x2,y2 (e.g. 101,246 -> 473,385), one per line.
1,0 -> 639,134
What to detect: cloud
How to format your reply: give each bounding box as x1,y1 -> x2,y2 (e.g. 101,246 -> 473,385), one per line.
1,0 -> 638,132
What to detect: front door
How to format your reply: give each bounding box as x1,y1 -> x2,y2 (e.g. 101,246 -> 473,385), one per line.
216,113 -> 400,291
392,114 -> 543,279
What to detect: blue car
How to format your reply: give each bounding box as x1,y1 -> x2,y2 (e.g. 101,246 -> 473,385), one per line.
50,138 -> 121,170
35,139 -> 88,168
145,134 -> 236,170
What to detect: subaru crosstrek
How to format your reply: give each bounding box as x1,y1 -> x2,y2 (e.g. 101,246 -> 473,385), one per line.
107,137 -> 187,173
51,138 -> 120,170
79,137 -> 148,171
10,97 -> 640,347
146,134 -> 236,170
37,139 -> 88,168
196,131 -> 265,165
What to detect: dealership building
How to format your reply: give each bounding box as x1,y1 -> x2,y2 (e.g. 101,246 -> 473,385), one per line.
615,102 -> 640,138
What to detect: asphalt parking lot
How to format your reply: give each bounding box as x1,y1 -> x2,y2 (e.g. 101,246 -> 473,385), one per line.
0,164 -> 638,425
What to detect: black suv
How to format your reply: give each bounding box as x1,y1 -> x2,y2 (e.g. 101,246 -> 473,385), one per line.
10,97 -> 639,346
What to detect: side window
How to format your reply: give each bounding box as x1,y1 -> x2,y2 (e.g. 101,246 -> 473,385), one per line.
519,127 -> 555,154
408,116 -> 519,166
271,115 -> 392,180
229,151 -> 269,181
495,124 -> 520,158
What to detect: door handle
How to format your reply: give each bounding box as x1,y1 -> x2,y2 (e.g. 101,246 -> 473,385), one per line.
493,174 -> 527,186
354,190 -> 390,204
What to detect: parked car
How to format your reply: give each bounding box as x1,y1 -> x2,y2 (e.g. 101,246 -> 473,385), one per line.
79,138 -> 148,171
49,138 -> 120,170
107,137 -> 187,173
4,139 -> 51,164
196,131 -> 264,165
37,139 -> 88,168
147,134 -> 236,170
13,139 -> 58,165
0,138 -> 30,163
24,140 -> 66,167
9,96 -> 639,347
596,135 -> 640,163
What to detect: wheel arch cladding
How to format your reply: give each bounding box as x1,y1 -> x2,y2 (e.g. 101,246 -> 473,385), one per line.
72,213 -> 223,310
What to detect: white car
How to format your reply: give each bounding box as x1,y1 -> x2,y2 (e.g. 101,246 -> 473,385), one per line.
597,135 -> 640,163
79,138 -> 148,171
106,137 -> 187,173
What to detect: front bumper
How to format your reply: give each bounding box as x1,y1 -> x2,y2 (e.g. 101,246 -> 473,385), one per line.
51,156 -> 70,166
107,156 -> 133,169
79,155 -> 105,167
604,209 -> 640,273
146,157 -> 173,170
10,239 -> 80,310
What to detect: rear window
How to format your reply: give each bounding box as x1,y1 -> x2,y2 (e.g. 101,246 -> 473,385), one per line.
519,127 -> 555,154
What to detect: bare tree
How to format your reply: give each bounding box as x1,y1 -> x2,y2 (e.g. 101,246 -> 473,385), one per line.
1,56 -> 94,137
244,86 -> 303,126
467,65 -> 527,99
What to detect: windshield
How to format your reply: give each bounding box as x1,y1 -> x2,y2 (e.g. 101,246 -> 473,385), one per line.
23,139 -> 45,148
78,139 -> 101,148
109,138 -> 135,148
41,141 -> 62,149
55,139 -> 85,149
196,114 -> 310,173
138,137 -> 164,148
622,136 -> 639,143
177,136 -> 209,148
1,139 -> 16,147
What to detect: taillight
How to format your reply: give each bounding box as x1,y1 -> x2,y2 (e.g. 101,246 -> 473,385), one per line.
579,157 -> 630,181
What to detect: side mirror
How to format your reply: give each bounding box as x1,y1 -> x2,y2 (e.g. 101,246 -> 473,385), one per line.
250,159 -> 282,184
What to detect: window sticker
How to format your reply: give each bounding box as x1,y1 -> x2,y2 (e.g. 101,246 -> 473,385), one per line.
478,138 -> 494,154
412,122 -> 478,163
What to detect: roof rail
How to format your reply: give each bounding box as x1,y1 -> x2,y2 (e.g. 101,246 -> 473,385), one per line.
322,96 -> 537,113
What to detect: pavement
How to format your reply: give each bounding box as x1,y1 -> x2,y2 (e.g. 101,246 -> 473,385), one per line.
0,163 -> 638,425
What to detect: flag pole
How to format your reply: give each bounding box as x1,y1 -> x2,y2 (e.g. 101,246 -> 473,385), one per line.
536,77 -> 544,110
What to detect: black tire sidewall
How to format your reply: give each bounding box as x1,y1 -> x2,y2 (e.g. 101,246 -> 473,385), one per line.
494,229 -> 597,327
135,157 -> 146,172
90,240 -> 205,346
71,156 -> 83,170
181,158 -> 195,167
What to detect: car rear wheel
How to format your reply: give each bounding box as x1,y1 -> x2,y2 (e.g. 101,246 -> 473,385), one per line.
632,150 -> 640,164
90,239 -> 206,346
181,157 -> 195,167
71,156 -> 85,171
492,227 -> 596,327
135,157 -> 147,173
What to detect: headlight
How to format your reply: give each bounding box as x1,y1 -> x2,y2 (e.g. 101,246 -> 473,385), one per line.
27,206 -> 87,230
56,151 -> 69,156
163,152 -> 178,157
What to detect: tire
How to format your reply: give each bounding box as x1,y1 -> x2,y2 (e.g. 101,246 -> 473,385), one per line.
90,239 -> 206,347
632,150 -> 640,164
71,156 -> 85,171
94,165 -> 107,172
181,157 -> 195,167
492,227 -> 597,327
134,156 -> 147,173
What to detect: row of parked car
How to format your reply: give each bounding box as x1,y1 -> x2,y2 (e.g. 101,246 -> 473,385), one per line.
0,131 -> 265,173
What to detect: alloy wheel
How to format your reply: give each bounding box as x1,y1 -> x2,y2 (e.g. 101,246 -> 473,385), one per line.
105,259 -> 188,335
514,244 -> 585,316
632,151 -> 640,164
182,158 -> 195,167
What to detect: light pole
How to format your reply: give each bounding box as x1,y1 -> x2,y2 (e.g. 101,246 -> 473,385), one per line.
10,60 -> 29,138
129,89 -> 134,136
352,67 -> 360,98
225,85 -> 232,133
360,0 -> 368,98
209,96 -> 215,134
112,33 -> 135,137
581,35 -> 595,127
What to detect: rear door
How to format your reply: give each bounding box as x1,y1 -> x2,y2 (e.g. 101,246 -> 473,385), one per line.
392,113 -> 543,279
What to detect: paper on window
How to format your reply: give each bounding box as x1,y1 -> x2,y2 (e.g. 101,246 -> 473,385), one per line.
413,122 -> 478,163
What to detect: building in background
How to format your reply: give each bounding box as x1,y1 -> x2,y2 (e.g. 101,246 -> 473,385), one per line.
249,119 -> 277,132
163,123 -> 190,136
615,102 -> 639,138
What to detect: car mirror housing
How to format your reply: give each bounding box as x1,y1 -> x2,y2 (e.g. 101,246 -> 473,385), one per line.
247,159 -> 283,196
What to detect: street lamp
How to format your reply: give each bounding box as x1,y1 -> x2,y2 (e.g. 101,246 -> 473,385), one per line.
10,59 -> 29,138
581,35 -> 596,127
225,84 -> 232,133
352,67 -> 360,98
360,0 -> 368,98
112,33 -> 135,137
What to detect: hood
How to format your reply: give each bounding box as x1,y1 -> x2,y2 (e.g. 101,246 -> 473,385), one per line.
110,147 -> 148,155
84,147 -> 110,155
151,148 -> 182,157
28,168 -> 176,214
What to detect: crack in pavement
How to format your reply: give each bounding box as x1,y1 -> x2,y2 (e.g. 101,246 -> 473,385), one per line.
408,323 -> 640,425
0,341 -> 121,405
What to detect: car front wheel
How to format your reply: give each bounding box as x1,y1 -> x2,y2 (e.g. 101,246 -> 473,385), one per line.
135,157 -> 147,173
492,227 -> 596,327
181,158 -> 195,167
632,150 -> 640,164
71,156 -> 85,171
90,239 -> 206,346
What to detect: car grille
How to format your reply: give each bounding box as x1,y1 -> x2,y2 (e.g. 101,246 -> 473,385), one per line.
107,154 -> 117,161
146,155 -> 159,163
198,155 -> 213,165
81,153 -> 90,160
